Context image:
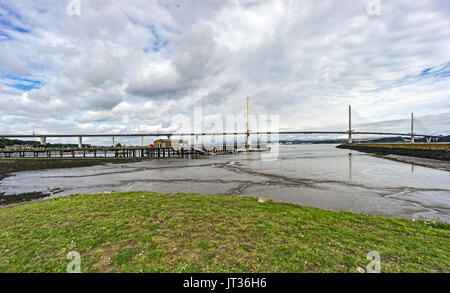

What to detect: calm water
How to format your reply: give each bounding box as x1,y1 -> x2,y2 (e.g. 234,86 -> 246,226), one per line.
1,144 -> 450,222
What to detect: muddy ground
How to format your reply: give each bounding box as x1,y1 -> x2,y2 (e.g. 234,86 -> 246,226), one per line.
0,158 -> 148,205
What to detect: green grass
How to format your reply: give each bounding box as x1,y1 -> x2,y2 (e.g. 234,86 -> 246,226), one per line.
0,192 -> 448,273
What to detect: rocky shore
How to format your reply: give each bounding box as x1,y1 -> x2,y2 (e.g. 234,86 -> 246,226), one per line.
337,143 -> 450,161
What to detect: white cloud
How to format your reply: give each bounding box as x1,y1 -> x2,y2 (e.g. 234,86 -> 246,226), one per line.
0,50 -> 28,75
0,0 -> 449,140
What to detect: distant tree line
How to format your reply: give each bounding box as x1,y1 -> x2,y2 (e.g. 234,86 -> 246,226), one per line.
0,138 -> 42,148
0,138 -> 92,148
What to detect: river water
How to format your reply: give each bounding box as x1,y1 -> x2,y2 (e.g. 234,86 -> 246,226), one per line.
1,144 -> 449,222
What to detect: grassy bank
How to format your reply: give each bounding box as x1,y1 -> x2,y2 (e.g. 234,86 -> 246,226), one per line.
0,192 -> 448,273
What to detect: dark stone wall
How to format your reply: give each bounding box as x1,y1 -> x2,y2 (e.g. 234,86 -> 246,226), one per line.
336,145 -> 450,161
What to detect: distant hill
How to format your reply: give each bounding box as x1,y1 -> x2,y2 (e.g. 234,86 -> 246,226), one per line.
0,138 -> 42,148
0,138 -> 91,149
416,135 -> 450,142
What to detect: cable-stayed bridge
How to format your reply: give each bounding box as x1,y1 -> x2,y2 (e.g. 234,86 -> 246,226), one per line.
0,105 -> 446,148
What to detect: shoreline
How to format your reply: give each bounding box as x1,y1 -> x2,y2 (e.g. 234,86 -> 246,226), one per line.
2,148 -> 449,206
337,143 -> 450,161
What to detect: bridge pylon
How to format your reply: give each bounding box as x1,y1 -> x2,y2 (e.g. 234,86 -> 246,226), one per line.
348,105 -> 353,144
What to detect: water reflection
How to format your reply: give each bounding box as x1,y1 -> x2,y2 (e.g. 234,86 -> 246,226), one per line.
348,152 -> 352,182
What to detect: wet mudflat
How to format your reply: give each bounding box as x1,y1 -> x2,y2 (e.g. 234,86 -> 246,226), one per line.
0,157 -> 151,205
1,145 -> 449,222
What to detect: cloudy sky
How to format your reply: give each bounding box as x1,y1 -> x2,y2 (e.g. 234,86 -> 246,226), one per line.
0,0 -> 449,144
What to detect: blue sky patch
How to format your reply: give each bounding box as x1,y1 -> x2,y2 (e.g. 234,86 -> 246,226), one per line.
375,61 -> 450,92
0,19 -> 30,33
0,3 -> 30,33
0,30 -> 9,40
141,25 -> 169,52
3,74 -> 41,91
150,25 -> 167,51
420,68 -> 433,76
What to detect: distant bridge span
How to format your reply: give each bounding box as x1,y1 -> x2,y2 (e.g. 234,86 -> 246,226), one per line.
0,131 -> 443,138
0,130 -> 443,150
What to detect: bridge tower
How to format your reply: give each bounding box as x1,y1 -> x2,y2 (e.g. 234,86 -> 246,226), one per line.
348,105 -> 353,144
411,113 -> 414,144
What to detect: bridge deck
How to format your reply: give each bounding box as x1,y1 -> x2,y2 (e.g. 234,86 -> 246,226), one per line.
0,131 -> 443,138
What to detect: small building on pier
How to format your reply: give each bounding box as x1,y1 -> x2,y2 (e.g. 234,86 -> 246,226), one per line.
154,139 -> 189,149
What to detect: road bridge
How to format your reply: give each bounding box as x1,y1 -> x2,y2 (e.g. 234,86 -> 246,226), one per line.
0,105 -> 445,149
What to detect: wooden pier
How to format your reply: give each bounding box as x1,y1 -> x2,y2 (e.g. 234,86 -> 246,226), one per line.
0,147 -> 208,159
